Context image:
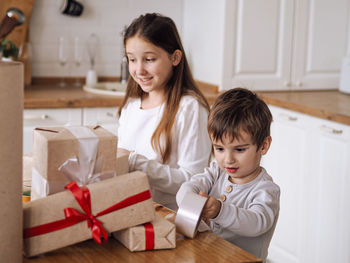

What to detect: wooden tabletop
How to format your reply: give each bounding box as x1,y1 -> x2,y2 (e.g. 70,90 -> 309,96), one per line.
23,204 -> 262,263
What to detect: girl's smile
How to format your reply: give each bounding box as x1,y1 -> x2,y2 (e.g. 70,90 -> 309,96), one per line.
126,36 -> 181,108
137,77 -> 153,85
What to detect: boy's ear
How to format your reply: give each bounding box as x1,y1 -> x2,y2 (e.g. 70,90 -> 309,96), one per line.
172,49 -> 182,66
260,136 -> 272,155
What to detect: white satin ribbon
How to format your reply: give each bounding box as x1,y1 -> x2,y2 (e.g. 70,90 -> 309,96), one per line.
58,126 -> 112,186
31,126 -> 116,199
175,192 -> 207,238
31,167 -> 68,198
31,168 -> 49,198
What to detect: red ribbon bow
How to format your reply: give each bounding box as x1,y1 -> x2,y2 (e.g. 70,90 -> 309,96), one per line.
24,181 -> 152,244
63,182 -> 108,244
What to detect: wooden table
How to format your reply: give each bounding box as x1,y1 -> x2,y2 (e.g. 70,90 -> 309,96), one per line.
23,204 -> 262,263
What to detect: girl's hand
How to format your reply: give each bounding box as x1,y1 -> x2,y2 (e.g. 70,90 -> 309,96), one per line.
117,148 -> 130,156
199,191 -> 221,223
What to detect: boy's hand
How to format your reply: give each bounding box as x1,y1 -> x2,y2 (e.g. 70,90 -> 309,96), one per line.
199,191 -> 221,224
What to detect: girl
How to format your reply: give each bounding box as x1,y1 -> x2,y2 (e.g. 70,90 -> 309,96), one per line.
117,13 -> 211,210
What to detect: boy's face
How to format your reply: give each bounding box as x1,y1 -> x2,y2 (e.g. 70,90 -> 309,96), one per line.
212,131 -> 271,184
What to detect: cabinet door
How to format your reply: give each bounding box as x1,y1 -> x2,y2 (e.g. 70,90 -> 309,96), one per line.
23,108 -> 82,154
263,106 -> 350,263
83,107 -> 119,136
292,0 -> 350,90
262,106 -> 312,263
226,0 -> 349,91
305,118 -> 350,262
229,0 -> 294,91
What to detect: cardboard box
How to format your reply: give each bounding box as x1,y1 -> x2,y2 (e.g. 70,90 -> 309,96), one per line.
25,152 -> 129,197
23,171 -> 155,257
116,152 -> 129,176
0,61 -> 23,263
31,126 -> 117,199
113,214 -> 176,251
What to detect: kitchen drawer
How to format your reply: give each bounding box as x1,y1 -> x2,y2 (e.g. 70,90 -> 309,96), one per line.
83,107 -> 119,135
24,108 -> 82,126
23,108 -> 82,154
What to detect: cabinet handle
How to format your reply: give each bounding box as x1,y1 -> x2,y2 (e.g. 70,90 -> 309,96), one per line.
24,114 -> 49,120
106,112 -> 115,118
296,81 -> 303,87
284,81 -> 291,87
278,113 -> 298,121
320,125 -> 343,134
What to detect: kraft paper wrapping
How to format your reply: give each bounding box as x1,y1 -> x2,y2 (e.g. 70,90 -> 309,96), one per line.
113,214 -> 176,251
116,152 -> 129,176
0,61 -> 23,263
23,171 -> 155,257
25,153 -> 129,195
31,126 -> 117,199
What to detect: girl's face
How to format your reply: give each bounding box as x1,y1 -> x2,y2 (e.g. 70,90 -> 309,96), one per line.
212,131 -> 271,184
126,36 -> 180,96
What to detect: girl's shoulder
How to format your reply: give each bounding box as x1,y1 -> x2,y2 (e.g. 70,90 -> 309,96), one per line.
178,95 -> 204,112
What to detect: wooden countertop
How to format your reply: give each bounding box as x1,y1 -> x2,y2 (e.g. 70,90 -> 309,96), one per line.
23,81 -> 218,109
257,90 -> 350,126
24,83 -> 350,126
23,204 -> 262,263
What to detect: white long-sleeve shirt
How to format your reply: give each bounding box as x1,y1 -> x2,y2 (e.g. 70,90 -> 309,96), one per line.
118,95 -> 211,210
176,161 -> 280,261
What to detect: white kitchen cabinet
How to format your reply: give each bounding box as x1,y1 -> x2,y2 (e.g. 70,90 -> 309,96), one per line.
291,0 -> 350,91
23,107 -> 119,154
262,106 -> 350,263
82,107 -> 119,136
23,108 -> 82,154
262,106 -> 311,263
225,0 -> 350,91
305,117 -> 350,263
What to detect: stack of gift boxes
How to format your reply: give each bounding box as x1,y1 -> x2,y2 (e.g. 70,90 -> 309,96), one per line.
23,125 -> 176,257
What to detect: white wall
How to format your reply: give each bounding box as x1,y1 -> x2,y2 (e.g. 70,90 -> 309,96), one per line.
29,0 -> 183,78
182,0 -> 226,89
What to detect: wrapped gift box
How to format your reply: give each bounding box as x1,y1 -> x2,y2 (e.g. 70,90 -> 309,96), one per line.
23,171 -> 155,257
116,152 -> 129,176
113,214 -> 176,251
26,152 -> 129,200
31,125 -> 117,199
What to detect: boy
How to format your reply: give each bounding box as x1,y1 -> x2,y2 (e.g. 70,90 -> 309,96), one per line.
176,88 -> 280,262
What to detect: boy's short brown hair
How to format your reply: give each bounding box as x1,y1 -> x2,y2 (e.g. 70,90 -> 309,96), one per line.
208,88 -> 272,150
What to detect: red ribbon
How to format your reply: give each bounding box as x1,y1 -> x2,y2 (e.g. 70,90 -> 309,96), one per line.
144,222 -> 155,250
23,181 -> 152,244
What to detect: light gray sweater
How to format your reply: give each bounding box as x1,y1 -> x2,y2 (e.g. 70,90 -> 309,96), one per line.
176,161 -> 280,261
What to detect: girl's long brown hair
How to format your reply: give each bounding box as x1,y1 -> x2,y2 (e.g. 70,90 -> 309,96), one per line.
119,13 -> 209,163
